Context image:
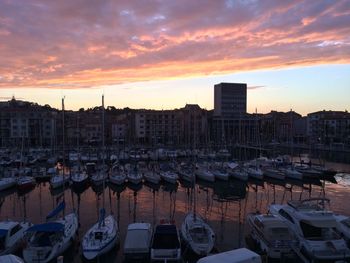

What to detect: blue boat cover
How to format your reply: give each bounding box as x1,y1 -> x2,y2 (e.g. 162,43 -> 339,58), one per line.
46,201 -> 65,220
98,208 -> 106,225
27,222 -> 64,232
0,229 -> 8,237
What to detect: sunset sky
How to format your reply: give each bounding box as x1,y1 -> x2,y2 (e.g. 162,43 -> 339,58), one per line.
0,0 -> 349,115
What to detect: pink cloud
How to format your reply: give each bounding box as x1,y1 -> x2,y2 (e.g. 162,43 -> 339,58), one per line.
0,0 -> 349,89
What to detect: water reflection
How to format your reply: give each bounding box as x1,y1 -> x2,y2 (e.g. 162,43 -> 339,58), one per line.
0,176 -> 350,262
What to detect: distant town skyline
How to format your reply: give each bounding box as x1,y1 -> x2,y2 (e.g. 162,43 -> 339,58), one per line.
0,1 -> 349,115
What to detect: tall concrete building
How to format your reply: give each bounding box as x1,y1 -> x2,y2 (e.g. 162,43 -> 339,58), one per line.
214,83 -> 247,117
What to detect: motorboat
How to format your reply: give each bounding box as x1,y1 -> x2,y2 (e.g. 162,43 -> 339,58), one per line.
0,254 -> 24,263
334,214 -> 350,247
123,222 -> 152,260
197,248 -> 261,263
195,163 -> 215,182
23,202 -> 78,263
82,209 -> 119,260
150,223 -> 181,262
247,213 -> 296,258
0,177 -> 16,192
0,220 -> 31,255
269,198 -> 350,262
180,212 -> 215,256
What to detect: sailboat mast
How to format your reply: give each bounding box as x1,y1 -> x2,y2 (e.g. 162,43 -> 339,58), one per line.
62,97 -> 65,169
102,94 -> 106,214
62,97 -> 66,216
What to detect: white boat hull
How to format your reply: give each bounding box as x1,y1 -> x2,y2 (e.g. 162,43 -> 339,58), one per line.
23,213 -> 78,263
180,213 -> 215,256
82,215 -> 119,260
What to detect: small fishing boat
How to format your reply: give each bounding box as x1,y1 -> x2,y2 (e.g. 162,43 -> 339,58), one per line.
0,220 -> 31,255
82,209 -> 119,260
181,212 -> 215,256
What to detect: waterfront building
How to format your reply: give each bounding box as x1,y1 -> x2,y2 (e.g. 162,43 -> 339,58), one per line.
259,111 -> 302,144
213,82 -> 247,118
211,82 -> 251,146
307,110 -> 350,146
0,97 -> 57,148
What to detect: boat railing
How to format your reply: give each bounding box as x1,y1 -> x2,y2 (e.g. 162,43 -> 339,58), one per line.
287,198 -> 331,211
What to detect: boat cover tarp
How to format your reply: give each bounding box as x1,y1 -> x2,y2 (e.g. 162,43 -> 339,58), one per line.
27,222 -> 64,232
0,229 -> 8,237
46,201 -> 65,220
98,208 -> 106,226
124,228 -> 150,252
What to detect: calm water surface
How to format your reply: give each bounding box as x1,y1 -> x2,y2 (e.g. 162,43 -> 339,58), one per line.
1,164 -> 350,262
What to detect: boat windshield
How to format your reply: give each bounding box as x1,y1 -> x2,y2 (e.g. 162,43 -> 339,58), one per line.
0,233 -> 6,250
341,218 -> 350,229
94,231 -> 104,241
300,221 -> 341,241
32,232 -> 55,247
189,227 -> 209,244
266,227 -> 292,240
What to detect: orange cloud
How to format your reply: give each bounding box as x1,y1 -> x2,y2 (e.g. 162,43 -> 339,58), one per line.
0,0 -> 350,90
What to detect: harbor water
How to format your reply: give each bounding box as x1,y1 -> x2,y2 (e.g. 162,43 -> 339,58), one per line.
1,162 -> 350,262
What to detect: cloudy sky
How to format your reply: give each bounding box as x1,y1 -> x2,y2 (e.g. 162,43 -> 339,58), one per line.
0,0 -> 349,114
